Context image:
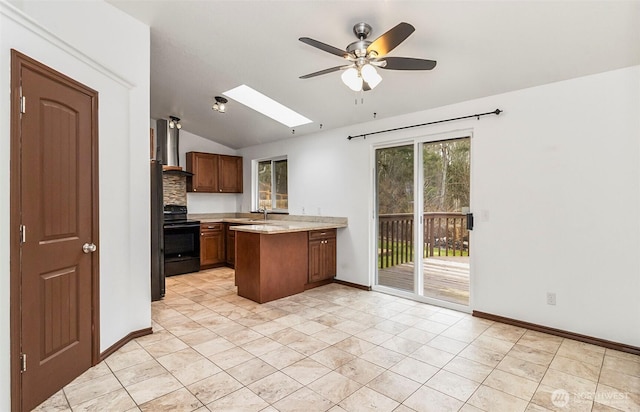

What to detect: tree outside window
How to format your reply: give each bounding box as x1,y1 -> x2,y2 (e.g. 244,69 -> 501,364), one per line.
257,158 -> 287,211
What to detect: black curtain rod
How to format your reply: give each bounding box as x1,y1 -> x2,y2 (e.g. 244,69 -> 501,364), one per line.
347,108 -> 503,140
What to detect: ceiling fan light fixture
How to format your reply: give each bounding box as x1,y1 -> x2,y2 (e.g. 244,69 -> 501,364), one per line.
299,22 -> 436,93
341,67 -> 363,92
360,64 -> 382,89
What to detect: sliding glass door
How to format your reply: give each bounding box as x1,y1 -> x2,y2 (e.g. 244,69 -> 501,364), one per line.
375,145 -> 415,292
420,138 -> 470,306
375,136 -> 471,308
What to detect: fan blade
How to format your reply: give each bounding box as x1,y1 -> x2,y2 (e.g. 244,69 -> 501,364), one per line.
299,65 -> 351,79
380,57 -> 437,70
299,37 -> 349,58
362,81 -> 372,92
366,22 -> 415,57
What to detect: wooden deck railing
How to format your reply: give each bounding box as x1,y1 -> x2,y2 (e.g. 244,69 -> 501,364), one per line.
378,212 -> 468,268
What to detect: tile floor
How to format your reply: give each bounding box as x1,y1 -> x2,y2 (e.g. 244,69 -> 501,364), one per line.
35,267 -> 640,411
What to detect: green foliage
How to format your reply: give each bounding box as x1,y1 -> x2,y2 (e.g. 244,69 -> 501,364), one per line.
376,145 -> 414,214
422,139 -> 470,212
375,139 -> 470,215
258,159 -> 288,210
378,238 -> 469,269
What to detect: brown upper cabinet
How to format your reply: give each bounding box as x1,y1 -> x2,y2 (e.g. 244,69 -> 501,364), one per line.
218,154 -> 243,193
186,152 -> 243,193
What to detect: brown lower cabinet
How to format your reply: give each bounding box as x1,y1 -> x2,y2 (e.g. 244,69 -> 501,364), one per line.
225,223 -> 236,267
308,229 -> 337,283
235,231 -> 308,303
200,223 -> 225,268
202,224 -> 338,295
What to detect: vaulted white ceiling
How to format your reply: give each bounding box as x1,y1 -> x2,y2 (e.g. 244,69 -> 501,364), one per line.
108,1 -> 640,149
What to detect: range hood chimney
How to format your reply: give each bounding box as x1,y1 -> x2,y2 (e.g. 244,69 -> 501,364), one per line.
156,117 -> 181,168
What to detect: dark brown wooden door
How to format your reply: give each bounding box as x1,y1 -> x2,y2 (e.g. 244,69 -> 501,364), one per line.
11,51 -> 98,412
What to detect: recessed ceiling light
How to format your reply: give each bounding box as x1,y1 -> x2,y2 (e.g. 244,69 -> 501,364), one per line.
223,85 -> 312,128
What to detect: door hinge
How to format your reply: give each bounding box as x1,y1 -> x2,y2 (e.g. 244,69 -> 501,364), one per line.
20,353 -> 26,373
19,224 -> 26,244
19,86 -> 26,114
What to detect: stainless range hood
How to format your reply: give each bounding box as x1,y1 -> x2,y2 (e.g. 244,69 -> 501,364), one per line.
156,118 -> 180,168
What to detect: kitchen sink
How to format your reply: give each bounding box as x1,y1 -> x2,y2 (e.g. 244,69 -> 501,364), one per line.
242,218 -> 275,223
225,217 -> 279,224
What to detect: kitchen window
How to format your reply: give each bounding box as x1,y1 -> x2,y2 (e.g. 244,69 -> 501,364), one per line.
257,157 -> 288,211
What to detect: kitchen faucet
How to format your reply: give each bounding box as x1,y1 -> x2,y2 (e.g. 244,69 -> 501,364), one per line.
258,207 -> 268,220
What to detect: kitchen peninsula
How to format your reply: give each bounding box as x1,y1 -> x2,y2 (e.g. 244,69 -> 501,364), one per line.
191,214 -> 347,303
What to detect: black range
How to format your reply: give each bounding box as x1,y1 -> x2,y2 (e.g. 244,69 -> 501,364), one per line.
163,204 -> 200,277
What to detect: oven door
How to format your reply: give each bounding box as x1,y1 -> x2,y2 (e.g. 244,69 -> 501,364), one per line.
163,222 -> 200,276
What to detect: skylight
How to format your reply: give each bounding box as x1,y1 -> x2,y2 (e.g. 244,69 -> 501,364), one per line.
223,85 -> 312,128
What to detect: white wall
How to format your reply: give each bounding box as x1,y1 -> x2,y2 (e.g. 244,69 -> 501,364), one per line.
239,66 -> 640,347
0,1 -> 150,409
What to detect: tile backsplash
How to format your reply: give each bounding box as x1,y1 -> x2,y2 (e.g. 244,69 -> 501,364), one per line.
163,173 -> 186,206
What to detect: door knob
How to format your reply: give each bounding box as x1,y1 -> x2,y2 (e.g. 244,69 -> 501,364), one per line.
82,243 -> 97,253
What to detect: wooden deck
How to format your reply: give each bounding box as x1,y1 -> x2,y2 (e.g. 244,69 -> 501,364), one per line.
378,257 -> 469,306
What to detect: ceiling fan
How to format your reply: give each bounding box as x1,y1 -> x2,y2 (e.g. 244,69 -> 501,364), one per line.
299,22 -> 437,92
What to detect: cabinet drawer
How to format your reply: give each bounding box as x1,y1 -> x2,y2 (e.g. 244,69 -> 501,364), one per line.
308,229 -> 336,240
201,223 -> 223,231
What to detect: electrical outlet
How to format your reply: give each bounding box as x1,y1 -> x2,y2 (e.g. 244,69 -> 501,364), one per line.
546,292 -> 556,306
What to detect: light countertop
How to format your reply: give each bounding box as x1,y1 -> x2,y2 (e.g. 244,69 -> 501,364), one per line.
229,221 -> 346,234
189,214 -> 347,234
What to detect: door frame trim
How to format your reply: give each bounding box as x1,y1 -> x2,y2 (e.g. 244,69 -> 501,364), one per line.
370,129 -> 474,311
9,49 -> 100,412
